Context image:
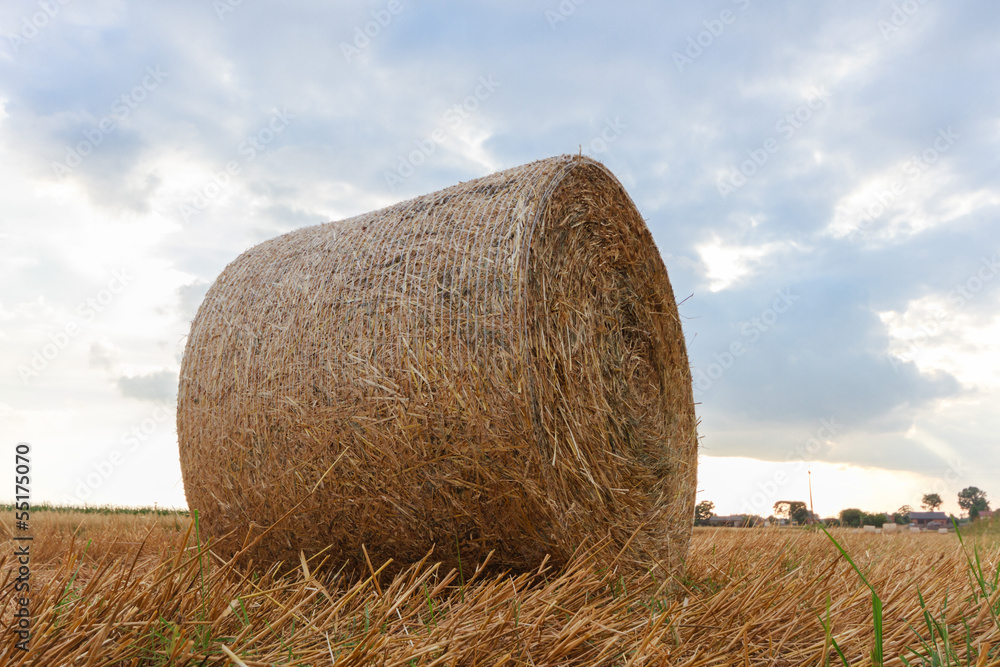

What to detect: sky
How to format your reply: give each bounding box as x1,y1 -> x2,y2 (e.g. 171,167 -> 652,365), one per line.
1,1 -> 997,519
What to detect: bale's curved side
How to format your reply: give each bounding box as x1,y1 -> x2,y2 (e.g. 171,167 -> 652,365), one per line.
177,154 -> 696,575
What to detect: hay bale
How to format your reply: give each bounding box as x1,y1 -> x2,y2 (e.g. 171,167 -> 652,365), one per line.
177,154 -> 697,576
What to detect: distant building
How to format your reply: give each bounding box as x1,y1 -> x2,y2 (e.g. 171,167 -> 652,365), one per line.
707,515 -> 751,527
977,510 -> 994,521
909,511 -> 948,528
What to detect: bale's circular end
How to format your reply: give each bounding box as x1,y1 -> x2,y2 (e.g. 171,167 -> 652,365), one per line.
177,155 -> 697,576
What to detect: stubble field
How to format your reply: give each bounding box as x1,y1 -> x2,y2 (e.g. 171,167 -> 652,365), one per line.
2,508 -> 999,666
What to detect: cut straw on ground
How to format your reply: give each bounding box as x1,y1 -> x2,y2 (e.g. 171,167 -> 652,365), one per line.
4,510 -> 1000,665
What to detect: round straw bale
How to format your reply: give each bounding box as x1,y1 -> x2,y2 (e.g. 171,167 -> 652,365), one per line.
177,154 -> 697,576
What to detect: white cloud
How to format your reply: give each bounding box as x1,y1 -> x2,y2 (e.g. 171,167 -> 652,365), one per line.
879,293 -> 1000,390
695,235 -> 790,292
825,129 -> 998,245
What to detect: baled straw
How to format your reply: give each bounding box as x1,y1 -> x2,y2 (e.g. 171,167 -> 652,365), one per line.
177,154 -> 697,576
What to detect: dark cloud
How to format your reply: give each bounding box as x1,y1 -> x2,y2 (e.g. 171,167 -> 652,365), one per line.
692,276 -> 962,419
88,342 -> 116,371
117,370 -> 177,403
177,280 -> 211,321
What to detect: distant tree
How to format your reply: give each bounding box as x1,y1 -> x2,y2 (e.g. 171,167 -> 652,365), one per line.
895,505 -> 912,524
958,487 -> 990,519
862,512 -> 888,527
695,500 -> 715,526
791,504 -> 811,526
840,508 -> 863,528
922,493 -> 943,511
775,500 -> 808,524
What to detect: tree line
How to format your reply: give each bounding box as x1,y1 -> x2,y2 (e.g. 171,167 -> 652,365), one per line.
695,487 -> 991,527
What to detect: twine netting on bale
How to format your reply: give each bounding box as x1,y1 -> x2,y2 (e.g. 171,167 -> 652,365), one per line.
177,154 -> 697,577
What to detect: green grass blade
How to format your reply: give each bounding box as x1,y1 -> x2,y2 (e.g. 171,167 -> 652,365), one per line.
829,633 -> 851,667
822,526 -> 883,666
817,595 -> 850,667
872,593 -> 884,666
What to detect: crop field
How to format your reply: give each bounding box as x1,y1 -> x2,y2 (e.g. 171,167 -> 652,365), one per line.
2,508 -> 999,666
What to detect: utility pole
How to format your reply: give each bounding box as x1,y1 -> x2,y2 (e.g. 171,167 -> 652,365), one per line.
808,469 -> 816,525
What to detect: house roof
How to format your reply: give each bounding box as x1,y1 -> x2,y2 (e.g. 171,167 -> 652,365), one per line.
910,511 -> 948,520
